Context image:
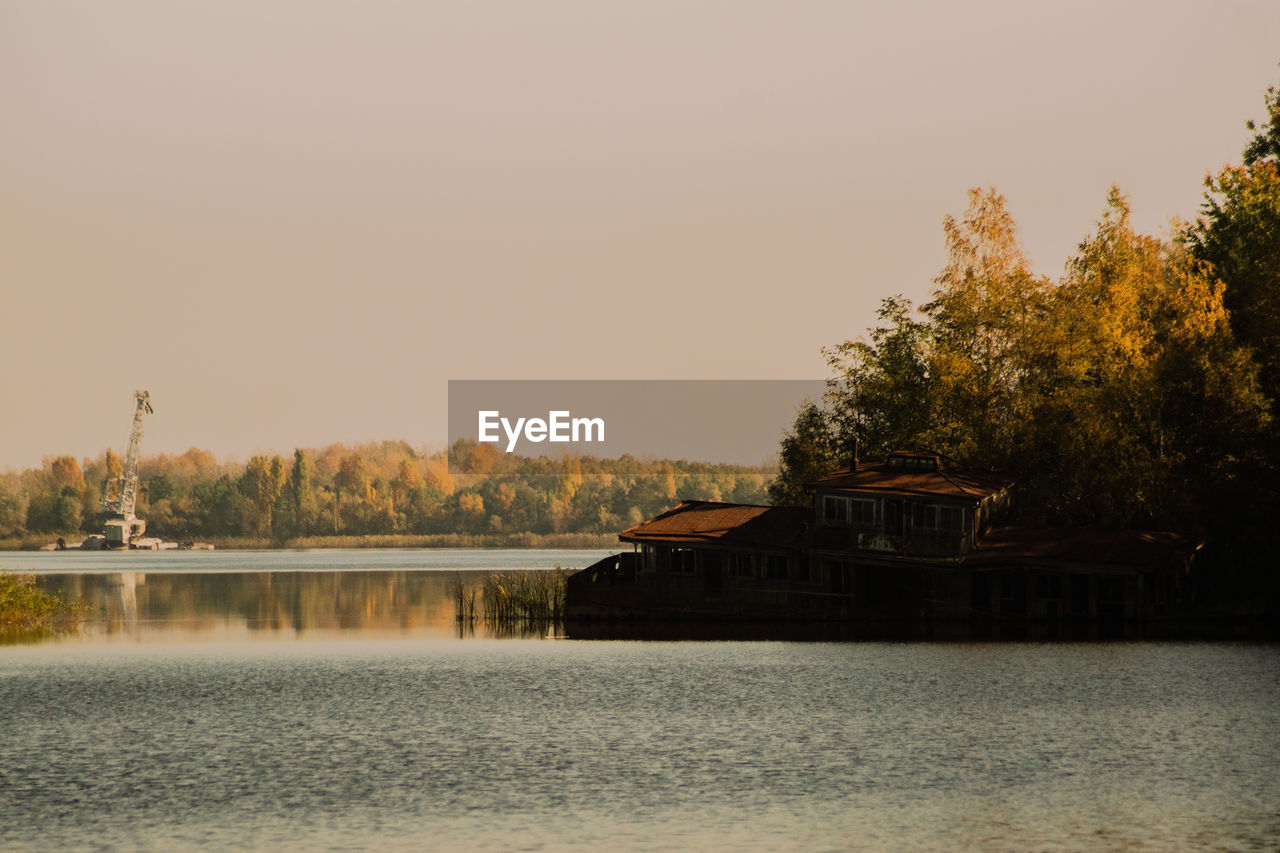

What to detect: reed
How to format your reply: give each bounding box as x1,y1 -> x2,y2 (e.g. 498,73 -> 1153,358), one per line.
448,566 -> 568,626
447,573 -> 478,622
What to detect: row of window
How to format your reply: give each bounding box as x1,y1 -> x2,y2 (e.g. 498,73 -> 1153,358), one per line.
913,503 -> 963,533
659,550 -> 1140,611
823,495 -> 876,525
886,453 -> 940,471
667,549 -> 810,582
821,494 -> 965,533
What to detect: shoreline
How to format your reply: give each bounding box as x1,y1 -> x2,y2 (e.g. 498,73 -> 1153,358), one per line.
0,532 -> 620,552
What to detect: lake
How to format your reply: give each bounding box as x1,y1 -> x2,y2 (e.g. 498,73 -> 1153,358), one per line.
2,550 -> 1278,851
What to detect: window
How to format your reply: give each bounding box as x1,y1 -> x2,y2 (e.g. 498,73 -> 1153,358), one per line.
850,498 -> 876,525
938,506 -> 963,533
729,553 -> 754,578
1035,575 -> 1063,599
823,496 -> 848,523
1098,577 -> 1124,603
912,502 -> 964,533
765,555 -> 788,580
670,548 -> 697,574
887,453 -> 939,471
824,495 -> 876,525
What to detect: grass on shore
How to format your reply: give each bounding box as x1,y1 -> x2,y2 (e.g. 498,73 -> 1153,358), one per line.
0,573 -> 89,637
0,532 -> 86,551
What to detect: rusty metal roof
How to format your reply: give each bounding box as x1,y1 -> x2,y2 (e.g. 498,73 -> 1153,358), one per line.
807,462 -> 1014,501
619,500 -> 808,551
965,526 -> 1198,571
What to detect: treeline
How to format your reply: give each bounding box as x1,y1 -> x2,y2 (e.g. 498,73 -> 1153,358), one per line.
772,74 -> 1280,561
0,440 -> 771,543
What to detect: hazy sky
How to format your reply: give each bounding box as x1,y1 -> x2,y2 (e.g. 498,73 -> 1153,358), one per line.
3,1 -> 1278,470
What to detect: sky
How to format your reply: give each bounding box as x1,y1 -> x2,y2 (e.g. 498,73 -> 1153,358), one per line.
2,0 -> 1279,471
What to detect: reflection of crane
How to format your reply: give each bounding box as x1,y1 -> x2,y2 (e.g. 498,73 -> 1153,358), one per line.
100,390 -> 153,547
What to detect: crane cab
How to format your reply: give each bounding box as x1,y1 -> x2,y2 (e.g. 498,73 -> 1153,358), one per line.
103,514 -> 146,548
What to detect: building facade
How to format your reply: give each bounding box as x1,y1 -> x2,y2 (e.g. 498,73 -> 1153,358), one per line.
566,451 -> 1196,631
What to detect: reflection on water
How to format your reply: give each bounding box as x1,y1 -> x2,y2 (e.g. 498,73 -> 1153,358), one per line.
36,571 -> 559,642
2,549 -> 611,644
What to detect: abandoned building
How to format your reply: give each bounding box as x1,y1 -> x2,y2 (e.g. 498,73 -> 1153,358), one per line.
565,450 -> 1197,631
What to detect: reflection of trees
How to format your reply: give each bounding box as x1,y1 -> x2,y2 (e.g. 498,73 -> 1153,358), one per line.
44,571 -> 461,636
45,572 -> 142,637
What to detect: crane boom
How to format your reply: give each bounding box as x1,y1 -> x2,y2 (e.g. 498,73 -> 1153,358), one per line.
118,390 -> 152,518
100,390 -> 152,547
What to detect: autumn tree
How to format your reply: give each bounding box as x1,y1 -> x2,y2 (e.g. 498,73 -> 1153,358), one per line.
776,186 -> 1268,536
334,454 -> 384,533
0,440 -> 776,540
1039,190 -> 1267,527
48,456 -> 84,494
1188,75 -> 1280,415
55,490 -> 83,532
1185,72 -> 1280,550
101,449 -> 124,505
390,458 -> 423,514
334,454 -> 372,502
241,455 -> 287,536
0,472 -> 28,537
921,189 -> 1055,469
284,449 -> 317,536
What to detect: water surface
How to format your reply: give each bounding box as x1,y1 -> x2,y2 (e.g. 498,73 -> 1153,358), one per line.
1,551 -> 1277,851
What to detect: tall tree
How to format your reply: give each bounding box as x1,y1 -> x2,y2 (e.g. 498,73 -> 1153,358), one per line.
768,401 -> 842,507
0,472 -> 29,537
1188,73 -> 1280,414
822,296 -> 931,460
102,449 -> 124,505
284,448 -> 316,536
921,188 -> 1054,469
56,488 -> 83,532
241,455 -> 286,536
1042,190 -> 1266,527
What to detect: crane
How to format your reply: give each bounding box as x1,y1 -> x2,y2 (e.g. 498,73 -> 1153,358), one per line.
100,390 -> 153,547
